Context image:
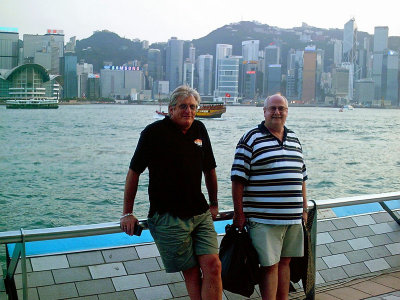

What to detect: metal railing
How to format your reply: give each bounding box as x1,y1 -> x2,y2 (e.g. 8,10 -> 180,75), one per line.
1,191 -> 399,300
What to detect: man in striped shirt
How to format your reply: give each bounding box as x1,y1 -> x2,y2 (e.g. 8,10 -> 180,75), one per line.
231,94 -> 308,300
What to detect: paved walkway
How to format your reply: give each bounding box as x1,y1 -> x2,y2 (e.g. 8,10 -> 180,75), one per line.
0,209 -> 399,299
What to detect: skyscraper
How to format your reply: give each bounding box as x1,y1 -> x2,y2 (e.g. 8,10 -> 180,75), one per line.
241,40 -> 259,99
373,26 -> 389,100
214,56 -> 240,103
183,60 -> 194,88
384,50 -> 399,106
198,54 -> 213,96
263,44 -> 280,96
343,18 -> 357,64
60,53 -> 77,98
166,37 -> 184,91
302,46 -> 317,103
0,27 -> 19,69
188,44 -> 196,64
214,44 -> 232,92
147,49 -> 162,82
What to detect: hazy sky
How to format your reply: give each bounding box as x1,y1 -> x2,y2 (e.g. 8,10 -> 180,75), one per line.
2,0 -> 399,43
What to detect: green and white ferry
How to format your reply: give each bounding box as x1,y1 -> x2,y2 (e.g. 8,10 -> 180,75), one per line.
6,98 -> 59,109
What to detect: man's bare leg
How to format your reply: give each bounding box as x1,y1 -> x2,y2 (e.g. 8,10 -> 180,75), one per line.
198,254 -> 222,300
259,263 -> 279,300
277,257 -> 291,300
182,266 -> 202,300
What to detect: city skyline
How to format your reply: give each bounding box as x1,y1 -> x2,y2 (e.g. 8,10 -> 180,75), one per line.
1,0 -> 400,43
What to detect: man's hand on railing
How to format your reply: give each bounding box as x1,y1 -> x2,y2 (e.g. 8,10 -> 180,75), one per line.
120,214 -> 139,236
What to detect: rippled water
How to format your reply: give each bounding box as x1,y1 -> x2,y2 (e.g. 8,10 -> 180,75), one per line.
1,104 -> 400,232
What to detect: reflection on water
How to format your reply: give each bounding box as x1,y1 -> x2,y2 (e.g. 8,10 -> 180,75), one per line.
1,105 -> 400,232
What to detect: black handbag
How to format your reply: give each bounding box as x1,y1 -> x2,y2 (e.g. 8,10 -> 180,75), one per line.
219,224 -> 260,297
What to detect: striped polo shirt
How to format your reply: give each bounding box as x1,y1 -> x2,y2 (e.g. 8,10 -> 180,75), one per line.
231,121 -> 307,225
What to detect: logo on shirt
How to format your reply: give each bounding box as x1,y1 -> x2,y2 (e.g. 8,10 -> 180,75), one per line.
194,139 -> 203,147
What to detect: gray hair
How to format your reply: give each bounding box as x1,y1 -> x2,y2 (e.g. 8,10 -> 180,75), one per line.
169,85 -> 201,108
264,93 -> 288,108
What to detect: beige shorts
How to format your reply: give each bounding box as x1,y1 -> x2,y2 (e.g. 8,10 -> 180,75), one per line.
147,210 -> 218,273
248,222 -> 304,267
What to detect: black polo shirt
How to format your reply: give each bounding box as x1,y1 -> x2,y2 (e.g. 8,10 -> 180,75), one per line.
129,116 -> 217,218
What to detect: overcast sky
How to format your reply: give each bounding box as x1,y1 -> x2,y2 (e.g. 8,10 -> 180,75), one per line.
2,0 -> 399,44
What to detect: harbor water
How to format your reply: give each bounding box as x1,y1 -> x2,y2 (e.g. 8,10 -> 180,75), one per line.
1,104 -> 400,233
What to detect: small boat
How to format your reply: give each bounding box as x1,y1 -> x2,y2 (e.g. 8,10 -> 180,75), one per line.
6,99 -> 59,109
196,102 -> 226,118
342,105 -> 354,110
155,110 -> 168,116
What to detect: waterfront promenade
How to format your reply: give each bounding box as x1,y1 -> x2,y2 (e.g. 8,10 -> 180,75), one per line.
1,207 -> 399,300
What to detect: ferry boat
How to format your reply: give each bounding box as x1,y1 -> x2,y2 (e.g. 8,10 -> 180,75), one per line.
6,99 -> 59,109
155,102 -> 226,118
196,102 -> 226,118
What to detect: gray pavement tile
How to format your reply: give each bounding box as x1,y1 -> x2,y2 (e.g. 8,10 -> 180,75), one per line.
331,217 -> 357,230
318,266 -> 348,282
67,251 -> 105,267
224,288 -> 259,299
14,270 -> 54,289
52,266 -> 91,283
98,290 -> 137,300
325,240 -> 353,255
316,257 -> 328,270
135,244 -> 160,259
102,246 -> 139,263
366,246 -> 392,259
316,244 -> 331,257
369,234 -> 394,246
342,262 -> 370,277
124,257 -> 161,274
156,256 -> 165,269
386,242 -> 400,255
350,225 -> 375,238
89,262 -> 127,279
317,232 -> 334,245
30,255 -> 69,271
370,223 -> 396,235
371,212 -> 397,223
146,270 -> 183,286
348,237 -> 374,250
315,272 -> 325,284
322,253 -> 350,268
16,288 -> 39,300
37,282 -> 78,299
364,258 -> 391,272
329,229 -> 355,242
112,274 -> 150,291
344,249 -> 372,263
388,231 -> 400,243
353,214 -> 376,226
168,281 -> 189,298
75,278 -> 115,296
134,285 -> 173,300
385,254 -> 400,268
317,220 -> 336,233
387,221 -> 400,231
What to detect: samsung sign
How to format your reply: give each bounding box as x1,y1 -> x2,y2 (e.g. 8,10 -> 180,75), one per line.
103,66 -> 142,71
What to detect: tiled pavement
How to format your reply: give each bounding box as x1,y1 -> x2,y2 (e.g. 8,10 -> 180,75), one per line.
1,210 -> 399,300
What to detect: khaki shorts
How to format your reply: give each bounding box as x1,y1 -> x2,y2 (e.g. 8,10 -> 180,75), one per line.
248,222 -> 304,267
147,210 -> 218,273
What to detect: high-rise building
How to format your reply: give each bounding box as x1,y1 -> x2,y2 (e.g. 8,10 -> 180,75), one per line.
242,61 -> 258,99
373,26 -> 389,100
23,29 -> 64,74
343,19 -> 357,63
384,50 -> 399,106
77,61 -> 93,98
263,44 -> 280,96
354,79 -> 374,105
242,40 -> 259,61
332,65 -> 350,105
197,54 -> 213,96
214,44 -> 233,92
147,49 -> 162,82
333,40 -> 342,66
302,46 -> 317,103
286,49 -> 303,100
188,44 -> 196,64
214,56 -> 240,103
183,60 -> 194,88
60,53 -> 77,98
266,64 -> 282,96
0,27 -> 19,69
87,74 -> 100,100
166,37 -> 184,91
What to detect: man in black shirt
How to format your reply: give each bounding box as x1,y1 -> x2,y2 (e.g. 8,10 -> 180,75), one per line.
120,85 -> 222,300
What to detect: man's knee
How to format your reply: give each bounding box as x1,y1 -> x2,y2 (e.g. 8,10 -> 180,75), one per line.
199,254 -> 221,277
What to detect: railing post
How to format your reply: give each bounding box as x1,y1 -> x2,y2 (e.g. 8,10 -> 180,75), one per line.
5,244 -> 19,299
20,229 -> 27,300
310,201 -> 317,300
379,202 -> 400,225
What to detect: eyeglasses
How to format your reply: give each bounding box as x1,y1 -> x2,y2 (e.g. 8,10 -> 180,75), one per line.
266,106 -> 288,113
176,104 -> 198,111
